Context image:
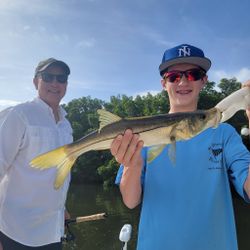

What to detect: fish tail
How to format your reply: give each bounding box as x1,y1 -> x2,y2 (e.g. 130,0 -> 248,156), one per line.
30,146 -> 69,169
30,145 -> 78,189
54,155 -> 77,189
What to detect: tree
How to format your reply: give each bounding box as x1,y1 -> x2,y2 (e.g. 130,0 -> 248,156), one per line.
97,158 -> 119,188
64,96 -> 104,140
198,81 -> 222,109
218,78 -> 241,98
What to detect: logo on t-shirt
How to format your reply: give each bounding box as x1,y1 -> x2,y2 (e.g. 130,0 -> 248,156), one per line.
208,143 -> 223,169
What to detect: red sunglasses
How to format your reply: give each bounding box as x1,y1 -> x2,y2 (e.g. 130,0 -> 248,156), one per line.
163,68 -> 206,84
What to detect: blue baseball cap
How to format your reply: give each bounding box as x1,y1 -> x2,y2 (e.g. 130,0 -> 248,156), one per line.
159,44 -> 211,76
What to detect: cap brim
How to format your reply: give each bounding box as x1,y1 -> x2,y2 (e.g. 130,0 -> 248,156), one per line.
38,61 -> 70,75
159,57 -> 211,76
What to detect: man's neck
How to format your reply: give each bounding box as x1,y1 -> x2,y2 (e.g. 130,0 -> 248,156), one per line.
51,106 -> 60,123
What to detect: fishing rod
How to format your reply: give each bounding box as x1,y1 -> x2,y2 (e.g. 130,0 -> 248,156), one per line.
62,212 -> 107,242
62,212 -> 133,249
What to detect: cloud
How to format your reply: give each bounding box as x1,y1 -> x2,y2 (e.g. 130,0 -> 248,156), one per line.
0,99 -> 21,111
23,25 -> 31,31
76,38 -> 96,48
141,30 -> 174,47
210,70 -> 230,82
133,90 -> 160,99
210,67 -> 250,83
235,68 -> 250,82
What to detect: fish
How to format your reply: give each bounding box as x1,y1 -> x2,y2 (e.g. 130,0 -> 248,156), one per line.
30,86 -> 250,189
30,108 -> 221,189
215,87 -> 250,122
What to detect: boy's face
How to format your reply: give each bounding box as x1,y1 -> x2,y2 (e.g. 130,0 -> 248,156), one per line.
161,63 -> 207,113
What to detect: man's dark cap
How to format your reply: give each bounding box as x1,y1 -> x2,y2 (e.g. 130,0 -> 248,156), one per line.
35,58 -> 70,76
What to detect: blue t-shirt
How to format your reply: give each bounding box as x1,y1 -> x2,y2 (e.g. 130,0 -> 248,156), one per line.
115,123 -> 250,250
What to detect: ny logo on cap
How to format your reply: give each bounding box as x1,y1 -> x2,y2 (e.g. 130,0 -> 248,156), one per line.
178,45 -> 191,57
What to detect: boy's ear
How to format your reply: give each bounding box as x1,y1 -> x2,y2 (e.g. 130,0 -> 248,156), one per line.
161,79 -> 167,90
201,75 -> 208,87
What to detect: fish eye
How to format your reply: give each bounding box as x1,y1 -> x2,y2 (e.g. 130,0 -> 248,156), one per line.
170,135 -> 175,142
199,114 -> 206,120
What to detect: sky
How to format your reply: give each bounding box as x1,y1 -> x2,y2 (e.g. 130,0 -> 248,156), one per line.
0,0 -> 250,110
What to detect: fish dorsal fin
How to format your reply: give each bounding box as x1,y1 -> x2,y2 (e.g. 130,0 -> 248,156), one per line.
97,109 -> 122,131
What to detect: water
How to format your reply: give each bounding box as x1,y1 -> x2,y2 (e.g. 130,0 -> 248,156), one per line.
64,184 -> 250,250
63,184 -> 140,250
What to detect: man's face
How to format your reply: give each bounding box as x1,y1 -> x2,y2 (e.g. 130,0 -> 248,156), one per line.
161,63 -> 207,113
33,65 -> 68,108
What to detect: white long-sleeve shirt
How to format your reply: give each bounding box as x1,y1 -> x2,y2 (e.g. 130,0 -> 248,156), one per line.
0,97 -> 73,246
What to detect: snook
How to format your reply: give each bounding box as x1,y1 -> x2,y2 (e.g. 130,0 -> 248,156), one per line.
30,108 -> 221,189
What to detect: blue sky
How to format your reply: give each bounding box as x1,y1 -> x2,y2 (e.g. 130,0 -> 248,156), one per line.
0,0 -> 250,110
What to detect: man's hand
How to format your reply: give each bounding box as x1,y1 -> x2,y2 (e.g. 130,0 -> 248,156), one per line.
65,209 -> 71,220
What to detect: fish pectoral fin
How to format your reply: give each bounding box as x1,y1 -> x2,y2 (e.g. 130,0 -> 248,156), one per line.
167,127 -> 177,164
97,109 -> 122,131
54,156 -> 76,189
147,145 -> 166,163
168,142 -> 176,165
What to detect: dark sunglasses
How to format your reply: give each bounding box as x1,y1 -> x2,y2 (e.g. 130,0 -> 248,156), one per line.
163,68 -> 206,84
37,72 -> 68,84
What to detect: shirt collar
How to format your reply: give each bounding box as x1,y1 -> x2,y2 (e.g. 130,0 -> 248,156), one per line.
33,97 -> 67,120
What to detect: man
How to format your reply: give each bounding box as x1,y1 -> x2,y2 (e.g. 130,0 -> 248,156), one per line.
0,58 -> 73,249
112,44 -> 250,250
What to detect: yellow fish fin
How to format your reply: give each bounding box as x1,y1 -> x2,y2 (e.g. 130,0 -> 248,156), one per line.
54,156 -> 77,189
97,109 -> 122,131
30,146 -> 69,169
168,141 -> 176,165
30,145 -> 78,189
147,145 -> 166,163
